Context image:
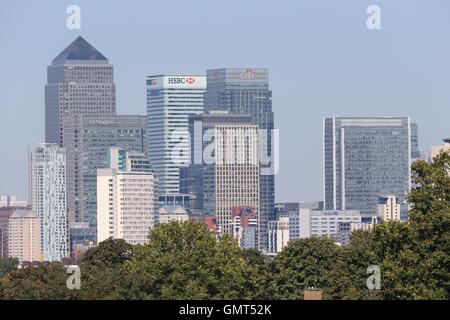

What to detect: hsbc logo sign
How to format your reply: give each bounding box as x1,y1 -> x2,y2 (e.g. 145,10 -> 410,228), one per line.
168,77 -> 196,84
147,79 -> 158,86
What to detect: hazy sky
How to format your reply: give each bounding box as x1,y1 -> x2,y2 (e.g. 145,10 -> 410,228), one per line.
1,0 -> 449,203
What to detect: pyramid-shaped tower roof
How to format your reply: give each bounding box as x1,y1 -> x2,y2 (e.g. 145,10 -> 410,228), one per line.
52,36 -> 108,64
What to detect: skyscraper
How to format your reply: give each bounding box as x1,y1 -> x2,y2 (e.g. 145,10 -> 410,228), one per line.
63,115 -> 148,231
181,112 -> 260,248
205,68 -> 274,250
146,75 -> 206,196
29,144 -> 67,262
323,117 -> 413,220
45,36 -> 116,146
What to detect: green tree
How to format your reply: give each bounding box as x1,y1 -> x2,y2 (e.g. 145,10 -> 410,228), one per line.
0,257 -> 19,278
123,221 -> 261,300
367,152 -> 450,300
0,262 -> 80,300
327,230 -> 382,300
264,237 -> 341,300
401,152 -> 450,299
80,238 -> 132,299
241,248 -> 271,299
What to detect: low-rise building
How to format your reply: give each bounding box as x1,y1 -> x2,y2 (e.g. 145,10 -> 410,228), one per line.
158,206 -> 189,224
336,221 -> 373,246
290,208 -> 362,239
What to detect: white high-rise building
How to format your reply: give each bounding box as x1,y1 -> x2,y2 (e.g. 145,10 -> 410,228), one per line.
146,75 -> 206,195
30,144 -> 67,262
97,168 -> 156,245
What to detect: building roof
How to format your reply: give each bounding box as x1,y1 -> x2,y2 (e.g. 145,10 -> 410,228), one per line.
52,36 -> 108,64
10,210 -> 38,219
159,205 -> 188,215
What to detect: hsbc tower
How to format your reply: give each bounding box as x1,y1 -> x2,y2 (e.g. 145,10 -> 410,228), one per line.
146,75 -> 206,196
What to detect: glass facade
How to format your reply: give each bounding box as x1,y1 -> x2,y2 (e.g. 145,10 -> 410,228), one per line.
63,115 -> 148,232
146,75 -> 206,196
323,117 -> 413,220
46,36 -> 117,227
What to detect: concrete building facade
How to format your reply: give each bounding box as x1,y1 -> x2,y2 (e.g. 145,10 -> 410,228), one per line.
97,168 -> 156,245
378,195 -> 401,221
8,210 -> 42,262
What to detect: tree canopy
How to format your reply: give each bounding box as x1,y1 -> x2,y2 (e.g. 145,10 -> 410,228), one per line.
0,152 -> 449,300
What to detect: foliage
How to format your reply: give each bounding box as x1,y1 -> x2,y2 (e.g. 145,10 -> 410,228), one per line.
122,221 -> 261,300
327,230 -> 382,300
0,257 -> 19,278
263,237 -> 340,299
0,152 -> 448,300
0,262 -> 80,300
80,238 -> 132,299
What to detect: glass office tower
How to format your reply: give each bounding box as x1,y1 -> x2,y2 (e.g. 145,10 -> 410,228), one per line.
63,115 -> 148,232
323,117 -> 414,221
146,75 -> 206,196
45,36 -> 116,146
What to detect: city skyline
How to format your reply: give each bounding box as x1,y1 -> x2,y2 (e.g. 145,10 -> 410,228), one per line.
1,0 -> 450,204
0,1 -> 449,304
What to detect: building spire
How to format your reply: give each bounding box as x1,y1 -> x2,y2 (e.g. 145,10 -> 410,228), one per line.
51,36 -> 108,64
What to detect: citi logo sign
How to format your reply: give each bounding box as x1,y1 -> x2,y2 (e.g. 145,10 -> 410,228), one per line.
240,69 -> 255,80
168,77 -> 196,84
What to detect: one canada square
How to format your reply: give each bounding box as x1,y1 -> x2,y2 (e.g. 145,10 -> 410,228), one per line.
45,36 -> 116,225
45,36 -> 116,146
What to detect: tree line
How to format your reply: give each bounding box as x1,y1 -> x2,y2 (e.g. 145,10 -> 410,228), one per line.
0,153 -> 449,300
